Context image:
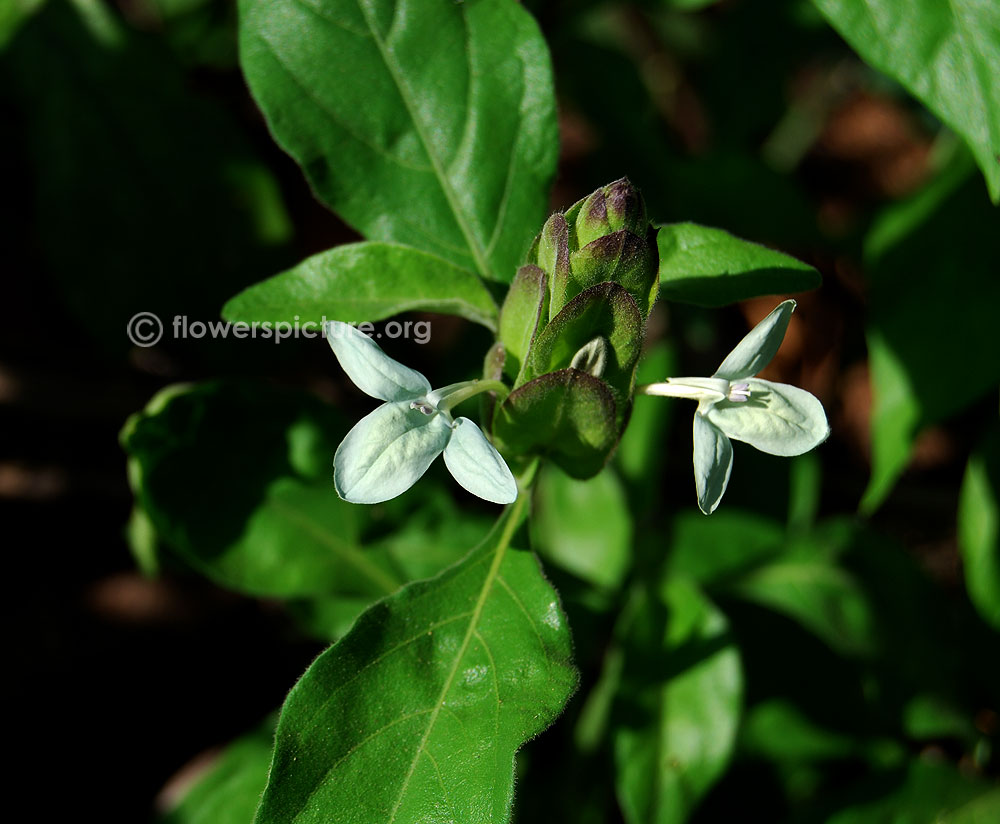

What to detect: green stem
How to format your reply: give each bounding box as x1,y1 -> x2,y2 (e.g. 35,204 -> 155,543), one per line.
433,379 -> 510,413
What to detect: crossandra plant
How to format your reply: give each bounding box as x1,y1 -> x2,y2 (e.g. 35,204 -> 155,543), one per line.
110,0 -> 1000,822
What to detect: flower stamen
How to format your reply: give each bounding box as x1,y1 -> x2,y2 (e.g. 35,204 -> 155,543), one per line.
728,382 -> 751,402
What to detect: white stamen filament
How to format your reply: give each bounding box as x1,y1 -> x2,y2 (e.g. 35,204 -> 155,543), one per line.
728,382 -> 751,402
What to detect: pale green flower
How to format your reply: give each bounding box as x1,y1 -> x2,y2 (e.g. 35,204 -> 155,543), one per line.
327,321 -> 517,505
641,300 -> 829,514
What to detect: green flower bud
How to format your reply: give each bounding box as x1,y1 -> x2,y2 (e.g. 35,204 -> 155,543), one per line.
566,177 -> 647,248
527,177 -> 659,321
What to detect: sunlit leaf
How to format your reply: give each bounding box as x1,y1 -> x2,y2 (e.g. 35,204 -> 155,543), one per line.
239,0 -> 557,281
811,0 -> 1000,202
224,242 -> 498,331
254,503 -> 576,824
657,223 -> 819,307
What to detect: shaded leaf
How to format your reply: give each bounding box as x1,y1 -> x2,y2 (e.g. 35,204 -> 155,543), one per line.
121,381 -> 402,598
725,558 -> 877,657
958,423 -> 1000,632
161,717 -> 276,824
824,761 -> 998,824
615,578 -> 742,824
862,151 -> 1000,511
3,0 -> 291,350
531,464 -> 633,590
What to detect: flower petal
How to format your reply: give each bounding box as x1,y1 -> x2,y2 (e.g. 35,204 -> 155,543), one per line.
327,321 -> 430,402
706,378 -> 830,456
713,299 -> 795,381
443,417 -> 518,504
693,412 -> 733,515
334,402 -> 451,504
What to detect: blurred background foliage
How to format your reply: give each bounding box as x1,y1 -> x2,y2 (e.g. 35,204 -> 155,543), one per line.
2,0 -> 997,821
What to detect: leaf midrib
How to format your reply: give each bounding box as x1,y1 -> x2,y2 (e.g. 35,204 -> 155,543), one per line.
355,0 -> 494,279
385,495 -> 526,822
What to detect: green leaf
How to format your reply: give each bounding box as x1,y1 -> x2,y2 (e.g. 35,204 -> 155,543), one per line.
4,1 -> 291,351
810,0 -> 1000,203
740,700 -> 855,764
493,369 -> 619,479
614,578 -> 742,824
530,464 -> 633,590
161,717 -> 276,824
224,242 -> 498,330
254,501 -> 576,824
666,509 -> 785,585
657,223 -> 819,307
615,341 -> 677,511
0,0 -> 44,49
862,151 -> 1000,511
942,790 -> 1000,824
725,558 -> 876,657
121,381 -> 403,598
238,0 -> 557,281
290,492 -> 494,641
958,424 -> 1000,632
824,761 -> 998,824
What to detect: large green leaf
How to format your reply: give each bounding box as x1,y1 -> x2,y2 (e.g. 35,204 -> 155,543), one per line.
254,501 -> 577,824
861,151 -> 1000,511
530,464 -> 633,590
958,424 -> 1000,632
614,578 -> 742,824
810,0 -> 1000,203
223,242 -> 498,331
121,381 -> 403,599
161,717 -> 276,824
657,223 -> 820,307
238,0 -> 557,282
